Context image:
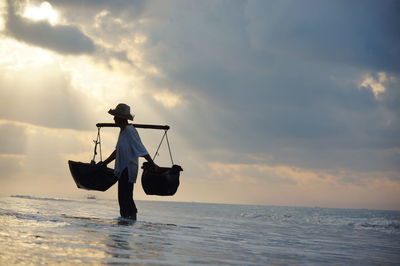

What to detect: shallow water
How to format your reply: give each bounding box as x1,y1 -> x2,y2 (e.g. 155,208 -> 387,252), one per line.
0,195 -> 399,265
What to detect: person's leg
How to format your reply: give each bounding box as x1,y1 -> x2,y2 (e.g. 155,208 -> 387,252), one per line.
118,169 -> 137,219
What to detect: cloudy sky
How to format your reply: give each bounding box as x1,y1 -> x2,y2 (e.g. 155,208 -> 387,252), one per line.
0,0 -> 399,210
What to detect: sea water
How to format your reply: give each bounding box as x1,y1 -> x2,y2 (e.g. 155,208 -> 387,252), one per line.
0,195 -> 399,265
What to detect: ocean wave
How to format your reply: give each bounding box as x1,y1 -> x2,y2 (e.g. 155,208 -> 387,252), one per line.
356,221 -> 400,232
239,210 -> 400,234
0,208 -> 68,226
10,195 -> 73,202
239,211 -> 292,221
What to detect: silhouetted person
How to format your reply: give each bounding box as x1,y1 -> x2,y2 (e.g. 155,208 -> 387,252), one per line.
99,103 -> 157,220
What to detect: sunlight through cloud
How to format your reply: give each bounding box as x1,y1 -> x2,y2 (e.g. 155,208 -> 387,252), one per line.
0,38 -> 57,70
22,1 -> 59,26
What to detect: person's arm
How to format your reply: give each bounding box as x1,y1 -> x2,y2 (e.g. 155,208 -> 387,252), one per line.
99,150 -> 116,166
143,154 -> 155,165
129,127 -> 158,168
143,154 -> 159,168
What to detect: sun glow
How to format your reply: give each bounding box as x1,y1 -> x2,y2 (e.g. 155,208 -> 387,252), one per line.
22,1 -> 59,25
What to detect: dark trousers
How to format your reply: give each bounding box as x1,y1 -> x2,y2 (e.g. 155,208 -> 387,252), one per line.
118,169 -> 137,218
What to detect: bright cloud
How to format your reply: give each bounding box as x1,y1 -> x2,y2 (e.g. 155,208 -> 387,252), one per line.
210,162 -> 325,185
359,72 -> 389,99
0,0 -> 6,31
153,90 -> 183,108
22,1 -> 59,25
208,161 -> 400,209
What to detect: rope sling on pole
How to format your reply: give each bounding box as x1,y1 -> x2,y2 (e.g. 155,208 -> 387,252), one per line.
91,127 -> 102,163
98,127 -> 102,162
152,130 -> 174,165
142,129 -> 182,196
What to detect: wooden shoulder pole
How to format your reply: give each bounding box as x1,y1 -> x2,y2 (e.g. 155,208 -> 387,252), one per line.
96,123 -> 170,130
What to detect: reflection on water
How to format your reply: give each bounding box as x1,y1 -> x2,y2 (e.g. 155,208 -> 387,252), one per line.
0,198 -> 176,264
1,196 -> 399,265
67,216 -> 175,264
107,230 -> 132,260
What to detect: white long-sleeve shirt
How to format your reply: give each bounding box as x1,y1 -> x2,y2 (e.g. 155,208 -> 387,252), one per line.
114,125 -> 148,183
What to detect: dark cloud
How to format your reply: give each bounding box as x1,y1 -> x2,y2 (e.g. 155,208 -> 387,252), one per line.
4,0 -> 136,64
131,0 -> 400,172
5,0 -> 96,55
245,0 -> 400,72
